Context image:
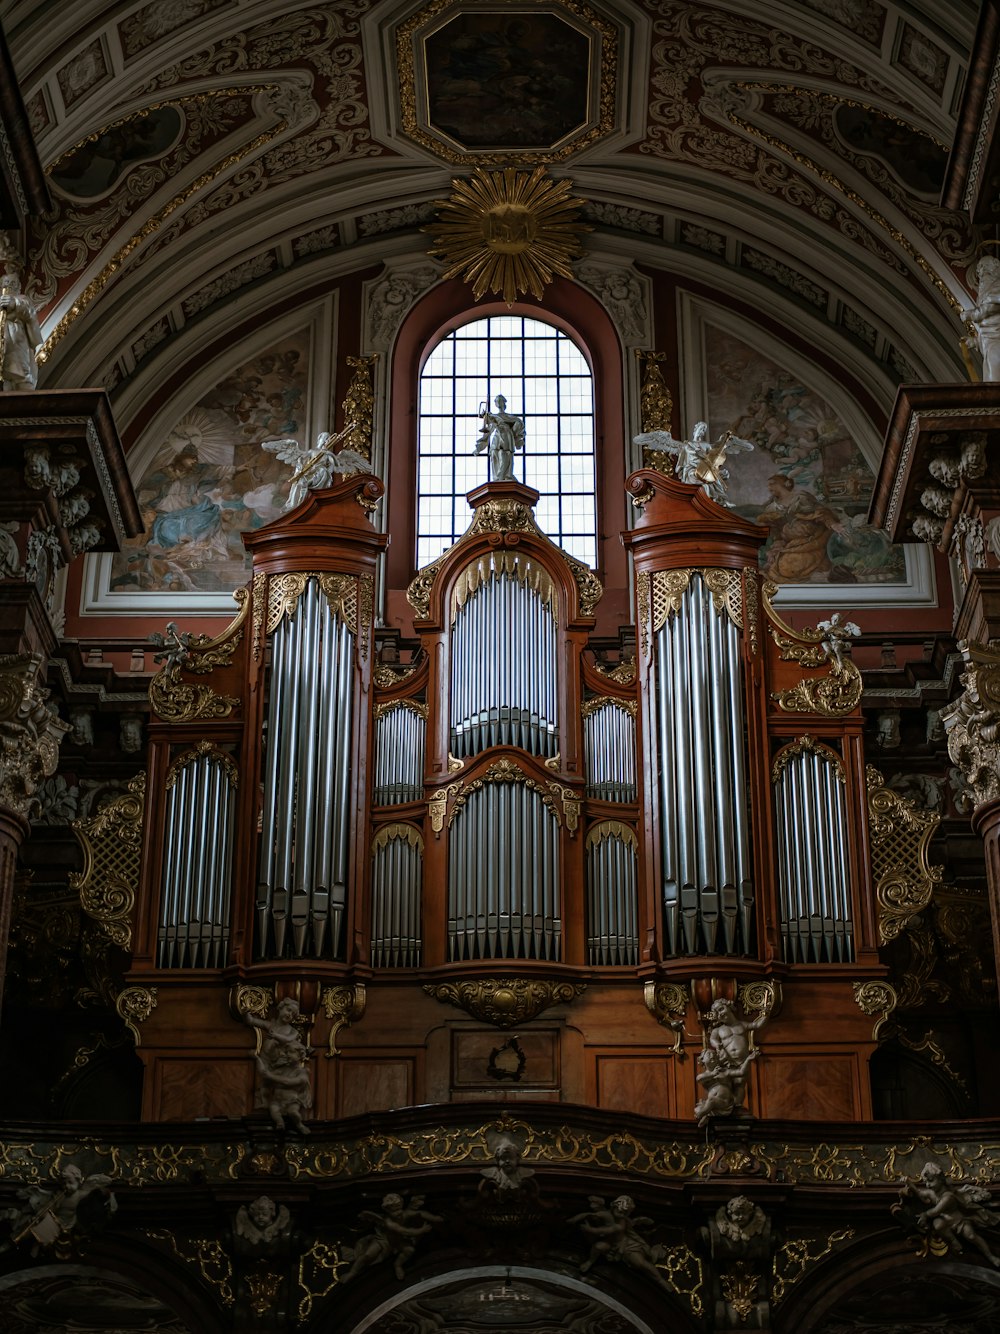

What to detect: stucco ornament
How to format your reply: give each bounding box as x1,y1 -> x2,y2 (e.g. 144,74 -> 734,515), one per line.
942,640 -> 1000,810
0,652 -> 71,820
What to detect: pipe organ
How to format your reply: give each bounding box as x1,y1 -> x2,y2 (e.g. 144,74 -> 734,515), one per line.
130,465 -> 887,1124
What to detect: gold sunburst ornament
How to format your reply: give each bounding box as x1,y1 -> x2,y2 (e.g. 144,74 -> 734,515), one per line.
425,167 -> 589,306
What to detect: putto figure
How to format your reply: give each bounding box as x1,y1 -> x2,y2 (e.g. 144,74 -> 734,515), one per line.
262,425 -> 372,510
475,393 -> 525,482
633,421 -> 753,506
2,1162 -> 117,1253
0,272 -> 43,391
341,1193 -> 443,1282
245,997 -> 314,1134
693,997 -> 769,1127
894,1162 -> 1000,1266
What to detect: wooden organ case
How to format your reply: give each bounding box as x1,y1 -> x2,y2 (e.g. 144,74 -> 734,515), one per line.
129,467 -> 887,1124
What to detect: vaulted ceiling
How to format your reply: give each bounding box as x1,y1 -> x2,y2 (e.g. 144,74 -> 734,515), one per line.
0,0 -> 986,428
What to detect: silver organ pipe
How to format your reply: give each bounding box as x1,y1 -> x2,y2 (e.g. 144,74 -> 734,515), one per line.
371,826 -> 423,967
584,701 -> 637,802
256,577 -> 355,960
448,781 -> 560,961
449,554 -> 558,760
373,704 -> 426,805
158,749 -> 237,968
653,572 -> 754,956
773,744 -> 854,963
586,822 -> 639,965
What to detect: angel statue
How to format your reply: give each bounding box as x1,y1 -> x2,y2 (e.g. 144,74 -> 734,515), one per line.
894,1163 -> 1000,1266
1,1162 -> 117,1253
262,423 -> 372,510
341,1192 -> 443,1282
475,393 -> 525,482
633,421 -> 753,506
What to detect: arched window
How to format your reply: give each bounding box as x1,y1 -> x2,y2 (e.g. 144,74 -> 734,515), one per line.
415,315 -> 597,569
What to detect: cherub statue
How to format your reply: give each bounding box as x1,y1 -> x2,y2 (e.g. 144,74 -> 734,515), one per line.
894,1163 -> 1000,1266
475,394 -> 524,482
634,422 -> 753,505
341,1192 -> 443,1282
235,1195 -> 291,1249
816,612 -> 860,672
262,425 -> 372,510
245,997 -> 313,1134
715,1195 -> 769,1249
478,1138 -> 537,1201
2,1162 -> 116,1253
693,997 -> 768,1126
150,621 -> 195,671
570,1193 -> 670,1289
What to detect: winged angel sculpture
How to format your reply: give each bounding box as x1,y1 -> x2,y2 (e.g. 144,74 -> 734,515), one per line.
634,421 -> 753,506
262,423 -> 372,510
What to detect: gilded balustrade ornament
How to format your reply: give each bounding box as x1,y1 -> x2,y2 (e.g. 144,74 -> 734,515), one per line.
148,589 -> 248,723
866,766 -> 943,944
423,977 -> 586,1028
321,983 -> 366,1057
0,652 -> 71,820
69,771 -> 145,950
942,639 -> 1000,809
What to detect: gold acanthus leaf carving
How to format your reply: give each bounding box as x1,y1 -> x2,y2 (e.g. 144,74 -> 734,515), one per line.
428,782 -> 462,836
867,766 -> 943,945
772,659 -> 863,717
165,740 -> 238,790
771,735 -> 844,784
423,977 -> 586,1028
643,981 -> 689,1058
321,984 -> 366,1057
148,590 -> 248,723
636,350 -> 673,434
651,569 -> 693,634
852,980 -> 898,1042
594,656 -> 636,684
374,661 -> 419,688
341,354 -> 377,461
70,772 -> 145,950
448,760 -> 561,828
116,985 -> 158,1046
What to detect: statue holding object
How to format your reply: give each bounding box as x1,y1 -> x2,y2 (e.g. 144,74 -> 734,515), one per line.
634,421 -> 753,506
262,423 -> 372,510
475,394 -> 525,482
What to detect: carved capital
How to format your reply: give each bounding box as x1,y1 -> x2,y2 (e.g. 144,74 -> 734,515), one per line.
0,653 -> 71,820
423,977 -> 586,1028
943,640 -> 1000,810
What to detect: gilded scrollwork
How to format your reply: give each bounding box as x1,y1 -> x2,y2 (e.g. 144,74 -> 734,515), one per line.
373,699 -> 428,721
643,981 -> 689,1058
116,985 -> 158,1047
252,570 -> 267,663
321,984 -> 366,1058
428,781 -> 462,836
702,568 -> 743,628
581,695 -> 637,718
373,661 -> 419,688
852,980 -> 898,1042
651,569 -> 693,634
297,1240 -> 348,1322
341,354 -> 377,461
770,1228 -> 856,1305
0,652 -> 71,820
423,977 -> 586,1028
143,1228 -> 234,1306
165,741 -> 238,790
636,350 -> 674,434
867,766 -> 943,945
546,779 -> 580,835
742,566 -> 760,656
636,571 -> 651,658
942,639 -> 1000,809
594,656 -> 637,684
70,772 -> 145,950
149,591 -> 248,723
448,759 -> 561,828
772,735 -> 843,784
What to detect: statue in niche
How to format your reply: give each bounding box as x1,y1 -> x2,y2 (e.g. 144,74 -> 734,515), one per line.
475,393 -> 525,482
570,1194 -> 671,1290
262,426 -> 372,510
693,997 -> 767,1127
341,1192 -> 443,1282
245,997 -> 314,1134
894,1162 -> 1000,1266
633,421 -> 753,505
235,1195 -> 291,1251
1,1163 -> 117,1253
0,271 -> 43,391
967,255 -> 1000,381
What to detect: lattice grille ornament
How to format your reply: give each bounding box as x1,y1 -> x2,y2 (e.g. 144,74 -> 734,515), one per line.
70,772 -> 145,950
866,766 -> 943,944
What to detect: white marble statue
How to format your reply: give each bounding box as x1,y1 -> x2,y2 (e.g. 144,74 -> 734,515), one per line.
633,422 -> 754,505
475,394 -> 525,482
262,427 -> 372,510
0,272 -> 43,391
968,256 -> 1000,382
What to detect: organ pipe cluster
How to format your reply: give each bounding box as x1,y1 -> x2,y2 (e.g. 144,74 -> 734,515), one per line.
449,555 -> 558,758
257,578 -> 354,960
584,700 -> 637,801
586,822 -> 639,964
374,703 -> 426,805
158,748 -> 236,968
654,574 -> 754,956
448,781 -> 561,960
371,826 -> 423,967
773,743 -> 854,962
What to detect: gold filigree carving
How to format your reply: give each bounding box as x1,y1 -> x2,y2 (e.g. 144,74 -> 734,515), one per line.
252,571 -> 267,663
374,661 -> 419,687
374,699 -> 428,721
143,1228 -> 234,1306
546,779 -> 580,834
341,354 -> 377,461
771,1228 -> 855,1305
772,662 -> 863,717
703,568 -> 743,629
423,977 -> 586,1028
448,760 -> 561,828
942,639 -> 1000,809
737,980 -> 783,1049
764,588 -> 862,716
852,980 -> 898,1042
654,1246 -> 705,1318
165,740 -> 238,790
0,652 -> 71,818
720,1262 -> 758,1322
70,772 -> 145,950
643,981 -> 689,1057
425,167 -> 589,305
582,696 -> 637,718
321,984 -> 366,1057
867,766 -> 942,944
451,551 -> 557,624
771,736 -> 844,784
742,566 -> 760,656
651,569 -> 693,633
356,573 -> 374,661
297,1241 -> 347,1321
149,591 -> 248,723
636,571 -> 651,658
116,985 -> 157,1046
636,350 -> 673,433
428,782 -> 462,836
246,1269 -> 282,1317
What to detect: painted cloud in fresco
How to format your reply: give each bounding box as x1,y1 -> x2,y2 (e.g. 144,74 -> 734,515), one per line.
110,333 -> 308,595
706,327 -> 905,586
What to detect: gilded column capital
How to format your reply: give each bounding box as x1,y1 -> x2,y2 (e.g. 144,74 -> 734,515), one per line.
0,652 -> 71,821
942,640 -> 1000,810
